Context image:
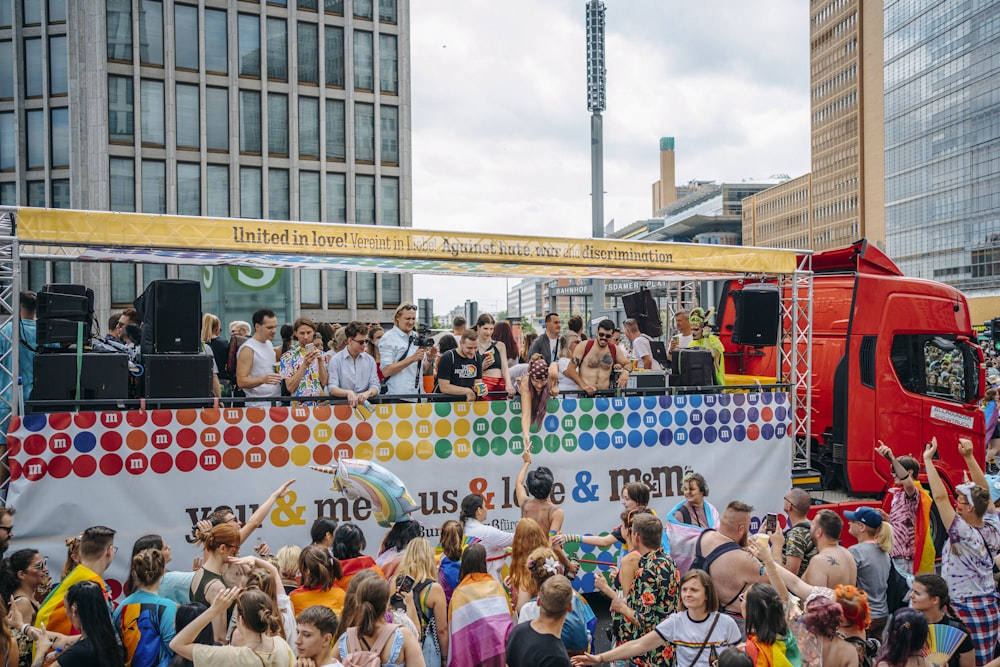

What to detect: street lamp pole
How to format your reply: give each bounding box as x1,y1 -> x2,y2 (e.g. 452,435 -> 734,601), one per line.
586,0 -> 606,328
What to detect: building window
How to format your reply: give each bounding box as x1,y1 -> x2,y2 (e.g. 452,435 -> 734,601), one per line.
50,108 -> 69,167
23,0 -> 41,25
354,0 -> 373,20
27,181 -> 45,206
357,273 -> 376,306
299,97 -> 319,159
324,26 -> 344,87
238,14 -> 261,78
327,271 -> 346,306
176,84 -> 200,149
48,0 -> 66,23
206,87 -> 228,151
240,166 -> 262,218
24,38 -> 42,98
324,0 -> 343,15
49,36 -> 67,96
0,113 -> 13,171
110,157 -> 136,211
379,34 -> 397,94
354,103 -> 374,163
175,3 -> 199,71
26,110 -> 44,169
205,9 -> 228,74
300,171 -> 320,221
109,75 -> 134,144
0,2 -> 10,27
268,168 -> 289,220
267,18 -> 287,81
51,261 -> 71,283
301,269 -> 321,307
141,160 -> 166,213
207,164 -> 229,217
267,93 -> 288,156
378,0 -> 396,23
298,0 -> 317,10
140,79 -> 164,146
143,264 -> 167,287
177,163 -> 201,215
0,43 -> 11,99
51,180 -> 69,208
21,261 -> 45,292
240,90 -> 262,154
381,176 -> 399,226
355,174 -> 375,225
297,22 -> 319,85
107,0 -> 132,61
380,105 -> 398,164
326,99 -> 346,160
0,183 -> 14,204
111,264 -> 137,306
326,172 -> 346,222
382,273 -> 400,306
139,0 -> 164,66
353,31 -> 373,90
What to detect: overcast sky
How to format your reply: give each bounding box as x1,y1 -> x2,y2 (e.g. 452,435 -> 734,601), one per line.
409,1 -> 811,319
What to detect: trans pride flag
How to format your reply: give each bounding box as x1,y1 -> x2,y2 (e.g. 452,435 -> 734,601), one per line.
663,499 -> 720,572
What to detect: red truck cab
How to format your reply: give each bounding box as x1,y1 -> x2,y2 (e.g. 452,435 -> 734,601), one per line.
717,240 -> 985,495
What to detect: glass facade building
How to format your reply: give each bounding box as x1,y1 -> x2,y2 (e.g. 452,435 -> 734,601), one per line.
884,0 -> 1000,296
0,0 -> 410,324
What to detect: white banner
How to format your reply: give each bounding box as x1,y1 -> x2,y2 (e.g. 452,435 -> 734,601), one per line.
7,392 -> 792,595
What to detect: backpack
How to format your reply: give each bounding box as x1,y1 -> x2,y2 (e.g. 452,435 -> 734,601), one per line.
343,623 -> 397,667
582,339 -> 619,363
885,561 -> 910,614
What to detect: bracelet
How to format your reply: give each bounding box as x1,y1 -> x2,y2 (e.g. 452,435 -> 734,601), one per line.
20,624 -> 29,635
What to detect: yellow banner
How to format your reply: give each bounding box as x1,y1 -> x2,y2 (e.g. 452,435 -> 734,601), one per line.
15,208 -> 799,275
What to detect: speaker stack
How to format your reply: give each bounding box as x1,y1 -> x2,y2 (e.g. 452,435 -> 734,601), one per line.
36,283 -> 95,345
133,279 -> 209,402
731,284 -> 781,347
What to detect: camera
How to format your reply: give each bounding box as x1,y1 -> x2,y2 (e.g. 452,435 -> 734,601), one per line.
410,324 -> 435,348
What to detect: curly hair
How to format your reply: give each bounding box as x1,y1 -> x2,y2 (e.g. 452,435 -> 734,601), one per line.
801,595 -> 844,639
833,585 -> 871,631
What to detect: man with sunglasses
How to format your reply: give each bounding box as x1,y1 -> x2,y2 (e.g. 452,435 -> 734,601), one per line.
563,319 -> 630,395
328,321 -> 380,407
379,303 -> 437,396
0,507 -> 13,558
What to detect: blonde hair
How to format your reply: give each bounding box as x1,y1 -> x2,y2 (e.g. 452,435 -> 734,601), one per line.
860,521 -> 894,553
398,537 -> 437,583
276,545 -> 301,579
201,313 -> 221,343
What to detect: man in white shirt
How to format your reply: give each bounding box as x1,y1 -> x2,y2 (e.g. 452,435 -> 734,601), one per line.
669,310 -> 695,352
327,321 -> 380,406
623,318 -> 660,370
527,312 -> 561,364
379,303 -> 437,396
236,308 -> 282,406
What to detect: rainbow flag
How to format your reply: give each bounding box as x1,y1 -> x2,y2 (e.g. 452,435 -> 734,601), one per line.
664,499 -> 719,572
334,555 -> 384,592
744,632 -> 802,667
913,481 -> 936,574
35,565 -> 109,636
447,572 -> 512,667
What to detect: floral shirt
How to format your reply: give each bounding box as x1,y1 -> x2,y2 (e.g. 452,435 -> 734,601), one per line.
622,548 -> 680,667
279,344 -> 326,398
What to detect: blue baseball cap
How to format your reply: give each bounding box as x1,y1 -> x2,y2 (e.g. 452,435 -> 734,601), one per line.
844,506 -> 882,529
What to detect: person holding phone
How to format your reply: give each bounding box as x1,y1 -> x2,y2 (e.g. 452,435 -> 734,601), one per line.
279,317 -> 328,401
328,321 -> 381,407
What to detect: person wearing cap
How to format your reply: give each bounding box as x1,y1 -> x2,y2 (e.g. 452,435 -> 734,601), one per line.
923,436 -> 1000,666
686,307 -> 725,385
874,440 -> 935,580
845,506 -> 892,639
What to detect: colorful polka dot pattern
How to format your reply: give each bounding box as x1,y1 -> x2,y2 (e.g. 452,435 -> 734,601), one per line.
5,393 -> 789,483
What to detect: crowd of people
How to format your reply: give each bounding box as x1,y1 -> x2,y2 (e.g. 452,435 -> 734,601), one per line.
3,430 -> 1000,666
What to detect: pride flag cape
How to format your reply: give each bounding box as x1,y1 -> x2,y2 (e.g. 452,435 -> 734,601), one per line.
912,480 -> 936,574
744,631 -> 803,667
35,565 -> 107,636
663,499 -> 720,572
447,572 -> 512,667
335,555 -> 385,592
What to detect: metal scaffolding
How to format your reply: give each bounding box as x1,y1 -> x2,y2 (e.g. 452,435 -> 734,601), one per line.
0,208 -> 20,503
784,255 -> 814,471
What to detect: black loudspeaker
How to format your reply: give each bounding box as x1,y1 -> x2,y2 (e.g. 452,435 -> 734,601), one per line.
143,354 -> 213,400
670,349 -> 716,387
36,284 -> 95,344
134,280 -> 201,354
622,288 -> 663,338
30,353 -> 129,410
732,284 -> 781,346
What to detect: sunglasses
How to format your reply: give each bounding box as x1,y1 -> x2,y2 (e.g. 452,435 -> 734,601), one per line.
401,305 -> 418,311
351,338 -> 367,345
597,332 -> 613,339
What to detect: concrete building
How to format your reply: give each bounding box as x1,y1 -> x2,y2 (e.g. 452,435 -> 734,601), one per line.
883,0 -> 1000,321
0,0 -> 411,326
742,173 -> 811,249
650,136 -> 677,214
743,0 -> 884,252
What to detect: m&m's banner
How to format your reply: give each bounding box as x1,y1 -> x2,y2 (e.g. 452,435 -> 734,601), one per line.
6,392 -> 792,593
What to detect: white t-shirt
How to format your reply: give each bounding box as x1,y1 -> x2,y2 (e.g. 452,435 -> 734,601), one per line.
654,611 -> 741,667
675,333 -> 694,350
239,336 -> 281,405
631,334 -> 661,370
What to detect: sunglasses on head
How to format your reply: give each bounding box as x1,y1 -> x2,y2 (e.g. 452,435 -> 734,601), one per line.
401,305 -> 418,311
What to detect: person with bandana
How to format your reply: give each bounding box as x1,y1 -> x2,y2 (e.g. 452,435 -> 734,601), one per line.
519,354 -> 558,447
686,307 -> 725,386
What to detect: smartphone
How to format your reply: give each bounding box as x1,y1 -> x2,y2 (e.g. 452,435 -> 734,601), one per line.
305,343 -> 316,353
398,574 -> 415,594
764,513 -> 777,533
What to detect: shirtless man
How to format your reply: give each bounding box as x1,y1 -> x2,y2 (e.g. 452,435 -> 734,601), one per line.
563,318 -> 630,394
515,449 -> 564,534
771,508 -> 856,589
693,501 -> 768,638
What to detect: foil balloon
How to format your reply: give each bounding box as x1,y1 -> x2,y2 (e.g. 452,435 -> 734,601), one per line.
312,459 -> 418,527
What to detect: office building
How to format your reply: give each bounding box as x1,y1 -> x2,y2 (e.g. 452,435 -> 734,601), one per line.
0,0 -> 411,326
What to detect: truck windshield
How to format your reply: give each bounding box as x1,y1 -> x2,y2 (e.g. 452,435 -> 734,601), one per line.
890,334 -> 979,404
